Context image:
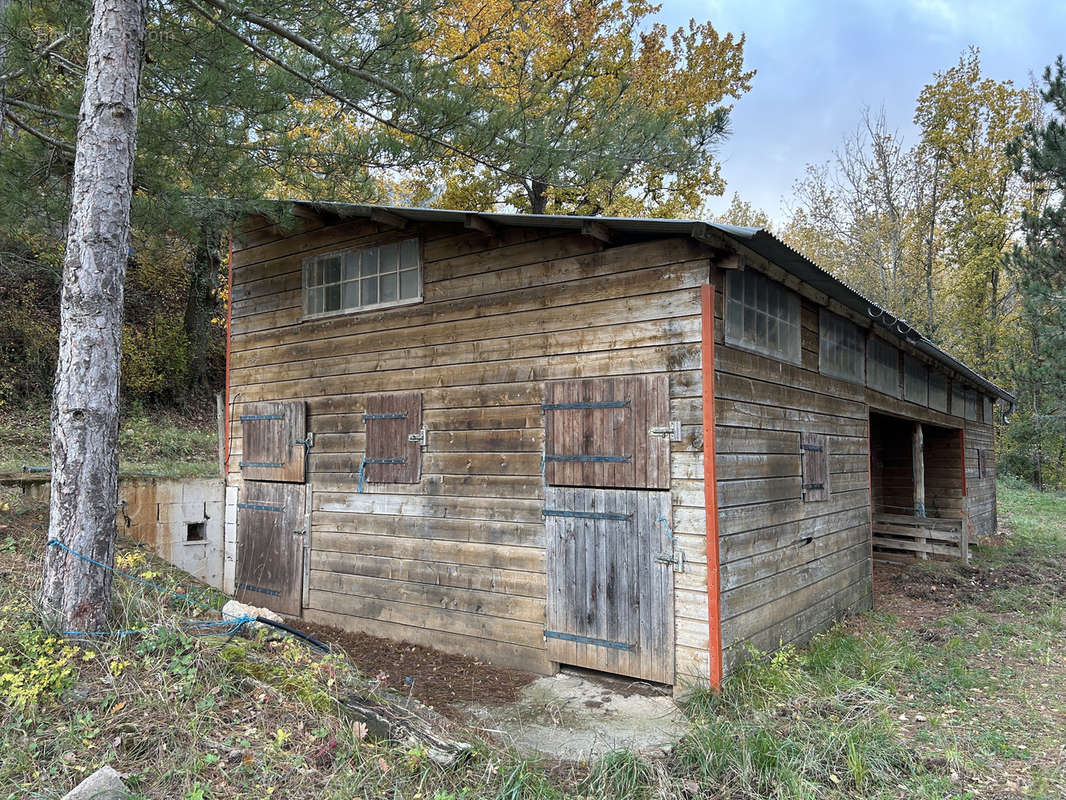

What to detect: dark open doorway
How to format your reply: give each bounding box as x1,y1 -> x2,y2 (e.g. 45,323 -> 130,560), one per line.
869,412 -> 968,565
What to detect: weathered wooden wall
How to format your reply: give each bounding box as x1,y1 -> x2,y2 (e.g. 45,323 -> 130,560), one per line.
710,280 -> 872,675
708,244 -> 1000,676
228,214 -> 712,682
964,419 -> 997,537
228,209 -> 1002,687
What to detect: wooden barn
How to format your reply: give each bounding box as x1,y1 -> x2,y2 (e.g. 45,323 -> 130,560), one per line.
223,202 -> 1012,690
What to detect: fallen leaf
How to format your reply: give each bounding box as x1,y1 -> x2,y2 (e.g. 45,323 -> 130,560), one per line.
352,722 -> 368,741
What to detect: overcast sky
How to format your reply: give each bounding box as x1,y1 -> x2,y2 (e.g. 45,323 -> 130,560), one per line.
657,0 -> 1066,224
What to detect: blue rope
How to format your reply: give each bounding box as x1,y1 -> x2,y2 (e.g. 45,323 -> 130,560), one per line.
46,540 -> 256,639
48,538 -> 228,616
60,616 -> 256,639
657,516 -> 681,549
357,456 -> 367,493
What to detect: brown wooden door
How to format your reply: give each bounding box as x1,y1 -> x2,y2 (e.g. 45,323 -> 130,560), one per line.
544,487 -> 674,684
239,401 -> 306,483
543,376 -> 670,489
235,481 -> 305,616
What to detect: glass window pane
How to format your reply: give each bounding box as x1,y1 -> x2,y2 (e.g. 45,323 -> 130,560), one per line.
324,256 -> 341,284
379,243 -> 399,272
400,268 -> 419,299
343,281 -> 359,308
361,248 -> 379,276
380,271 -> 397,302
313,260 -> 324,286
344,252 -> 360,281
325,284 -> 341,311
400,239 -> 419,269
361,277 -> 377,306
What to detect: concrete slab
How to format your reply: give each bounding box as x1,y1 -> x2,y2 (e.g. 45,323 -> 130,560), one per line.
459,669 -> 687,761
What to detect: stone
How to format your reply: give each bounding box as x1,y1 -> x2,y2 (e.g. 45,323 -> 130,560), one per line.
61,766 -> 129,799
221,599 -> 284,629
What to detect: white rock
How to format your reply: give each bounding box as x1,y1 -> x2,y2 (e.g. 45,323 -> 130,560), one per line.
222,599 -> 284,627
61,766 -> 128,800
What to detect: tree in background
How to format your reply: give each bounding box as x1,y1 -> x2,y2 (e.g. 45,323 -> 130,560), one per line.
785,109 -> 929,324
913,47 -> 1038,374
0,0 -> 754,416
712,192 -> 772,230
1002,57 -> 1066,490
390,0 -> 754,216
784,49 -> 1038,373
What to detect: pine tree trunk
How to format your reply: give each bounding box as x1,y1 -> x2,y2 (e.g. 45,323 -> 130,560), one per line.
40,0 -> 146,631
0,0 -> 11,138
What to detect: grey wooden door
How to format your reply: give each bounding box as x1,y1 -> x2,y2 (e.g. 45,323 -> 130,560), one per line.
544,487 -> 674,684
235,481 -> 305,616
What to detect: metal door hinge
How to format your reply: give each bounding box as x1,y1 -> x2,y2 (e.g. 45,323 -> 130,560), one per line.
649,420 -> 682,441
655,550 -> 686,572
407,427 -> 427,446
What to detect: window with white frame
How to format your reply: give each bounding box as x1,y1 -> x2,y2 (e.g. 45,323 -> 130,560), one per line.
819,309 -> 864,383
725,268 -> 801,364
303,238 -> 421,318
867,336 -> 900,397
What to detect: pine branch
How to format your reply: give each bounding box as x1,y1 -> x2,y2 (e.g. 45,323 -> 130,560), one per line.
183,0 -> 564,190
2,107 -> 74,153
6,98 -> 77,121
190,0 -> 408,100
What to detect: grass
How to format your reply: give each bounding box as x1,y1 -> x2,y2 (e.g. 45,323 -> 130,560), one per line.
0,403 -> 218,478
0,480 -> 1064,798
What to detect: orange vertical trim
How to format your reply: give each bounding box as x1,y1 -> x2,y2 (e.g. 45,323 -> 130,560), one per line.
224,231 -> 233,476
700,284 -> 723,689
960,428 -> 967,497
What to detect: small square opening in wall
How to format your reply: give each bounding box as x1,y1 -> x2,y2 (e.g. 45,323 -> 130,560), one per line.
186,522 -> 206,542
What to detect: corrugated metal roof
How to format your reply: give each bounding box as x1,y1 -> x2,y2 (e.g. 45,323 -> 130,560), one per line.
270,199 -> 1014,405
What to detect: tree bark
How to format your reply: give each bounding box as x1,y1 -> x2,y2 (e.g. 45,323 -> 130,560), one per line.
0,0 -> 11,141
528,179 -> 547,214
40,0 -> 146,631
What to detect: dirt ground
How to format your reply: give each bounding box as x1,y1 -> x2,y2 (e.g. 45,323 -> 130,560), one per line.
296,619 -> 538,717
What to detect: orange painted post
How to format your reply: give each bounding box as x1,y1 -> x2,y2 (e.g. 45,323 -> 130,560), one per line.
960,428 -> 967,497
224,231 -> 233,476
700,284 -> 723,689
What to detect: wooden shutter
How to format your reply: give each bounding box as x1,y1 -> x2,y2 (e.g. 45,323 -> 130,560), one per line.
543,375 -> 669,489
239,401 -> 306,483
364,393 -> 422,484
801,432 -> 829,502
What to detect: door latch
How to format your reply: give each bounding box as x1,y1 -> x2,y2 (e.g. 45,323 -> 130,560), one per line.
293,529 -> 306,537
407,427 -> 427,446
649,420 -> 682,441
655,550 -> 686,572
295,433 -> 314,450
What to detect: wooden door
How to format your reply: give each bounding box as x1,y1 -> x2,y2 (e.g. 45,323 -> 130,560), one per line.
544,487 -> 674,684
235,481 -> 305,616
239,401 -> 306,483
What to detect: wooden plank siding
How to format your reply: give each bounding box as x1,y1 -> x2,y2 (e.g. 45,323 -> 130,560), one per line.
228,207 -> 1002,689
709,279 -> 874,675
228,214 -> 712,683
707,238 -> 999,677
